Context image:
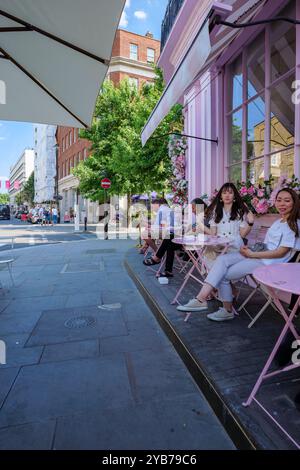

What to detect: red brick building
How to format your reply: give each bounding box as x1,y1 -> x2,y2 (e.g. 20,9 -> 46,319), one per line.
56,30 -> 160,223
108,30 -> 160,89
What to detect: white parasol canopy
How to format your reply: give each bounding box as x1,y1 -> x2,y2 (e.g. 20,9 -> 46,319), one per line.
0,0 -> 125,128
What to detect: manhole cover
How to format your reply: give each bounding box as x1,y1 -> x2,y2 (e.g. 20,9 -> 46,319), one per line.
64,316 -> 97,329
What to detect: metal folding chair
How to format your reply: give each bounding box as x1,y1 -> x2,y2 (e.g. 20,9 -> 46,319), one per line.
238,223 -> 300,328
0,237 -> 15,288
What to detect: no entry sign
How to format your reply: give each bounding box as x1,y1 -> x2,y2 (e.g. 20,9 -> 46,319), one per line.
101,178 -> 111,189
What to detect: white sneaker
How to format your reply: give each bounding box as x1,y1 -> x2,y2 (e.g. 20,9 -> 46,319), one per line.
207,307 -> 234,322
177,298 -> 208,312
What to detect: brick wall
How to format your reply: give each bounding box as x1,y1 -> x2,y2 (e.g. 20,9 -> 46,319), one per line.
56,127 -> 91,181
112,30 -> 160,63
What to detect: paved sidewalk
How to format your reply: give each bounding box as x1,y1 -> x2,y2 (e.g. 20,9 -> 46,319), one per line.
0,238 -> 234,450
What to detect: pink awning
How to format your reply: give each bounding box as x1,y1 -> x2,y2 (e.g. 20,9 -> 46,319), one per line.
141,8 -> 212,146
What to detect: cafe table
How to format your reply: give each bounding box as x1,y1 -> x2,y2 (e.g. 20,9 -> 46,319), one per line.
171,235 -> 233,317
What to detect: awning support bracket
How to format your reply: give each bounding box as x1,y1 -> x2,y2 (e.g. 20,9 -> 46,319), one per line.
151,132 -> 218,144
214,16 -> 300,29
0,9 -> 110,66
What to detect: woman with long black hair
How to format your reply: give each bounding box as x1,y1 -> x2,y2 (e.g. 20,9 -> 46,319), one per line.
203,183 -> 255,265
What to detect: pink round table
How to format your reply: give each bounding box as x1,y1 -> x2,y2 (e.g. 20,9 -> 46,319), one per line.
253,263 -> 300,296
173,235 -> 233,247
244,263 -> 300,449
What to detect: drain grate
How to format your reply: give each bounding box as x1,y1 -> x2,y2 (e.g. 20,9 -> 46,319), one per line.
64,316 -> 97,329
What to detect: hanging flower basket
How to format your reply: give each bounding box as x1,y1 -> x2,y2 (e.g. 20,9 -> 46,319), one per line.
169,135 -> 188,206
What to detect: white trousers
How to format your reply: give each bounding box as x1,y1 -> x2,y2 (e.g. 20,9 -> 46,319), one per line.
205,252 -> 264,302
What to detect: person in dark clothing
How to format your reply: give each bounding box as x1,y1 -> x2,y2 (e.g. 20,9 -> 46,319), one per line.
143,198 -> 208,277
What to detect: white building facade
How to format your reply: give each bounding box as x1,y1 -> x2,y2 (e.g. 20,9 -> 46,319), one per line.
34,124 -> 57,204
9,149 -> 35,205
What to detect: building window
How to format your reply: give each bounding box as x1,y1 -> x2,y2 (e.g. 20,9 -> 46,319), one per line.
128,77 -> 138,89
69,131 -> 72,147
74,129 -> 76,144
147,48 -> 155,63
62,138 -> 65,152
226,0 -> 296,186
83,149 -> 87,160
130,43 -> 138,61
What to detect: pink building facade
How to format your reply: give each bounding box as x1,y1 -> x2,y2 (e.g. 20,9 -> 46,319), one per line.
157,0 -> 300,201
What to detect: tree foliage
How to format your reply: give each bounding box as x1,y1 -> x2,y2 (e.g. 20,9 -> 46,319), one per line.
21,172 -> 35,206
0,193 -> 9,204
73,69 -> 183,201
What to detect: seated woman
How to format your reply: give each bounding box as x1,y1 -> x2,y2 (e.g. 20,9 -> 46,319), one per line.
143,198 -> 208,276
177,188 -> 300,322
202,182 -> 255,269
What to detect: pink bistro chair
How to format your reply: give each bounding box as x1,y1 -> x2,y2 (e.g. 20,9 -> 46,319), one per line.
238,224 -> 300,328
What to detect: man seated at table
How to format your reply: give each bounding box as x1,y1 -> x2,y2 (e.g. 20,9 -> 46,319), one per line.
177,188 -> 300,322
139,198 -> 172,254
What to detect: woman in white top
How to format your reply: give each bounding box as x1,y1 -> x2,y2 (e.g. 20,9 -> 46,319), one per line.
178,188 -> 300,321
200,183 -> 255,267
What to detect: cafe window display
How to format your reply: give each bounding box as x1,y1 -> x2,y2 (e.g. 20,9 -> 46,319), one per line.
225,1 -> 297,187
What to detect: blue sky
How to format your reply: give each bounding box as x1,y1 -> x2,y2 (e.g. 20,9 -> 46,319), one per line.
0,0 -> 168,193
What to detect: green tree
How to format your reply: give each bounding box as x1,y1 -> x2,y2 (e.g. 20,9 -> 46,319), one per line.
73,69 -> 182,201
22,172 -> 35,206
0,193 -> 9,204
15,192 -> 23,206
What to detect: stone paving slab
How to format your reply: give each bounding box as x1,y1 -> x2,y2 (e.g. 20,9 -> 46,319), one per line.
26,305 -> 128,347
0,356 -> 134,427
0,368 -> 20,408
54,393 -> 234,450
0,420 -> 56,450
41,339 -> 100,363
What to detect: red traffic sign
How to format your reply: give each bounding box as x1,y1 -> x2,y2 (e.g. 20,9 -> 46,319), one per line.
101,178 -> 111,189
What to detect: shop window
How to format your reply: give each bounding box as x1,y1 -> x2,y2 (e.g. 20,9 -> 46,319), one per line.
270,2 -> 295,83
270,74 -> 295,152
271,148 -> 295,185
247,30 -> 265,99
229,163 -> 242,184
230,54 -> 243,110
230,109 -> 242,165
247,158 -> 264,186
226,0 -> 297,185
247,95 -> 265,159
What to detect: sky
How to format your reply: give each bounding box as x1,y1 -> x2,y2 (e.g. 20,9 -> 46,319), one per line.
0,0 -> 168,193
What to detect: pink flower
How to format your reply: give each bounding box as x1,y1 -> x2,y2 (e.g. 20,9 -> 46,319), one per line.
255,199 -> 269,214
240,187 -> 248,196
247,186 -> 255,196
251,197 -> 259,208
257,189 -> 264,198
